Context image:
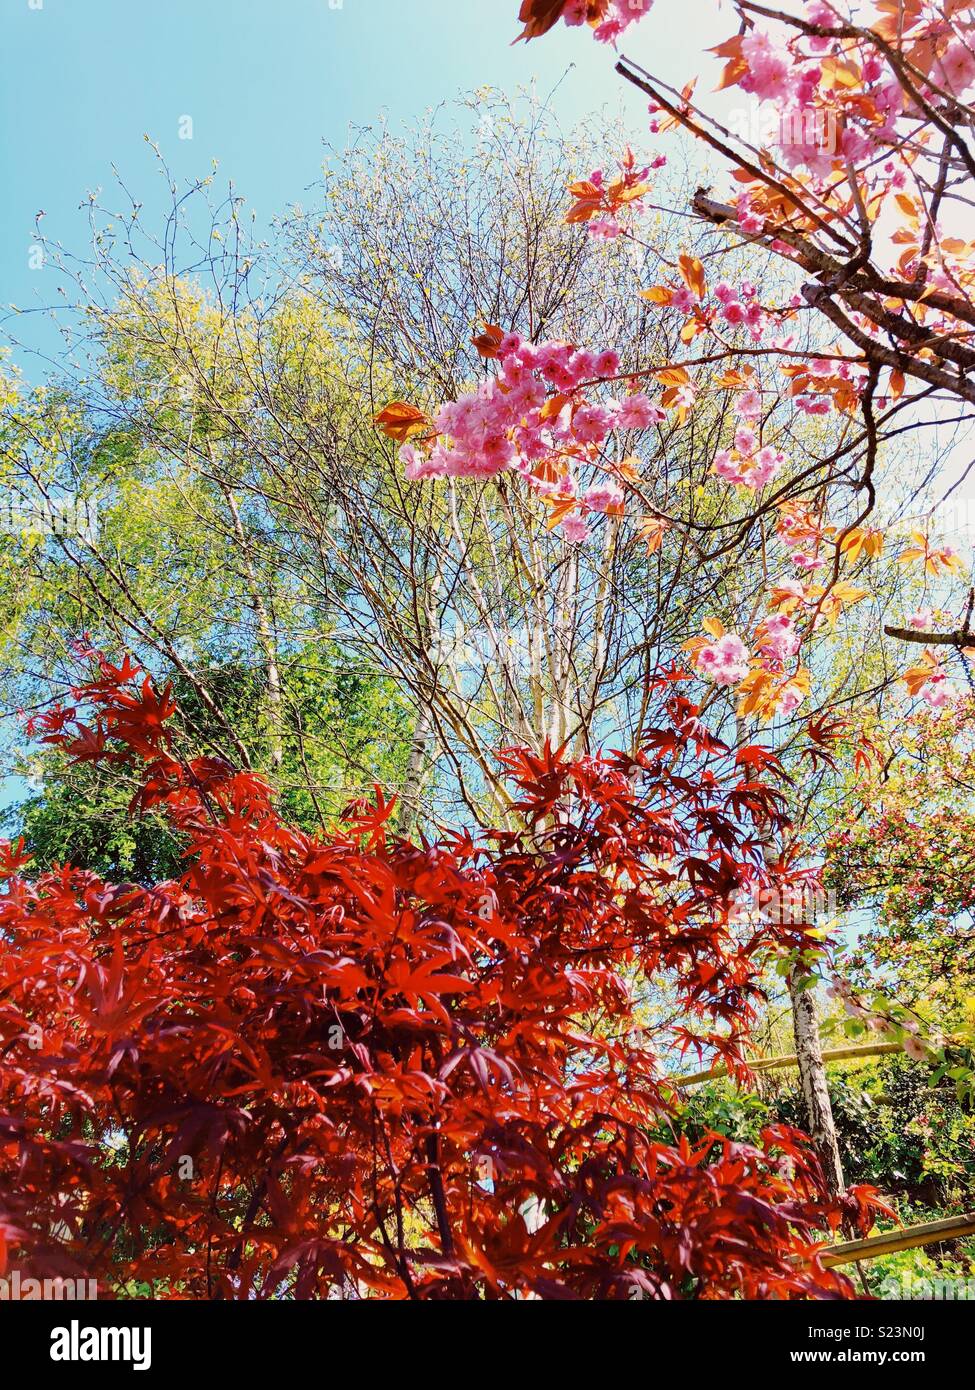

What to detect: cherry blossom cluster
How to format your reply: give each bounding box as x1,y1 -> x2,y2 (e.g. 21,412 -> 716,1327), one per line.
921,667 -> 956,710
399,332 -> 665,543
756,612 -> 802,665
776,502 -> 828,572
655,272 -> 775,344
693,633 -> 751,688
793,358 -> 858,417
591,0 -> 974,290
732,6 -> 973,196
713,419 -> 787,492
555,0 -> 654,45
690,612 -> 805,716
580,151 -> 662,242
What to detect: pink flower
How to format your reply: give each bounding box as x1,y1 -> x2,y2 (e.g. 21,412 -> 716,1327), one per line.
740,30 -> 794,100
795,394 -> 830,415
615,392 -> 662,430
593,349 -> 621,379
922,672 -> 955,709
480,433 -> 516,473
569,350 -> 598,381
738,390 -> 762,420
775,684 -> 804,716
573,404 -> 614,444
560,513 -> 591,544
400,443 -> 448,481
560,0 -> 589,22
583,481 -> 624,513
862,55 -> 883,84
907,609 -> 933,631
751,445 -> 785,488
696,633 -> 751,687
535,343 -> 572,378
713,450 -> 740,484
589,217 -> 622,241
759,613 -> 801,663
938,41 -> 975,97
591,0 -> 653,44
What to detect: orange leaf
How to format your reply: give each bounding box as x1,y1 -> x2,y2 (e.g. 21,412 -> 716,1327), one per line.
471,324 -> 505,359
374,402 -> 430,443
540,393 -> 571,421
656,366 -> 691,387
640,286 -> 674,305
709,36 -> 748,91
565,200 -> 602,224
716,367 -> 753,388
678,254 -> 706,300
543,496 -> 580,530
567,179 -> 602,199
637,514 -> 669,554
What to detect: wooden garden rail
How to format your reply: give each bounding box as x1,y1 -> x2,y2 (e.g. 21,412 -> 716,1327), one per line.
667,1041 -> 902,1090
823,1212 -> 975,1267
663,1040 -> 975,1265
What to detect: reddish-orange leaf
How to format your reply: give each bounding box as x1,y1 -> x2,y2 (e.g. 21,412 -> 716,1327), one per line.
471,324 -> 505,359
374,401 -> 430,443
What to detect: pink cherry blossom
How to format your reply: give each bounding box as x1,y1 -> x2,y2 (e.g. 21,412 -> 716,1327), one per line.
615,392 -> 663,430
775,684 -> 804,716
922,672 -> 955,709
583,481 -> 624,513
758,613 -> 801,664
937,41 -> 975,98
559,513 -> 591,544
695,633 -> 751,687
573,403 -> 615,443
589,217 -> 622,241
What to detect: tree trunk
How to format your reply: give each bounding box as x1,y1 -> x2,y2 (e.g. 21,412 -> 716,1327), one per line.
759,828 -> 845,1196
787,971 -> 845,1195
399,700 -> 435,837
220,476 -> 283,770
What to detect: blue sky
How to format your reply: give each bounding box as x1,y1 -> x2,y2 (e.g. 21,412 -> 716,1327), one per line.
0,0 -> 728,361
0,0 -> 726,814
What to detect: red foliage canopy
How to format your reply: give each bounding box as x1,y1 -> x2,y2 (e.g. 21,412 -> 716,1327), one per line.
0,657 -> 883,1298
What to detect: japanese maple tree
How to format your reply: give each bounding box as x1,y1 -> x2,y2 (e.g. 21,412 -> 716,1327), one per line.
0,656 -> 884,1298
